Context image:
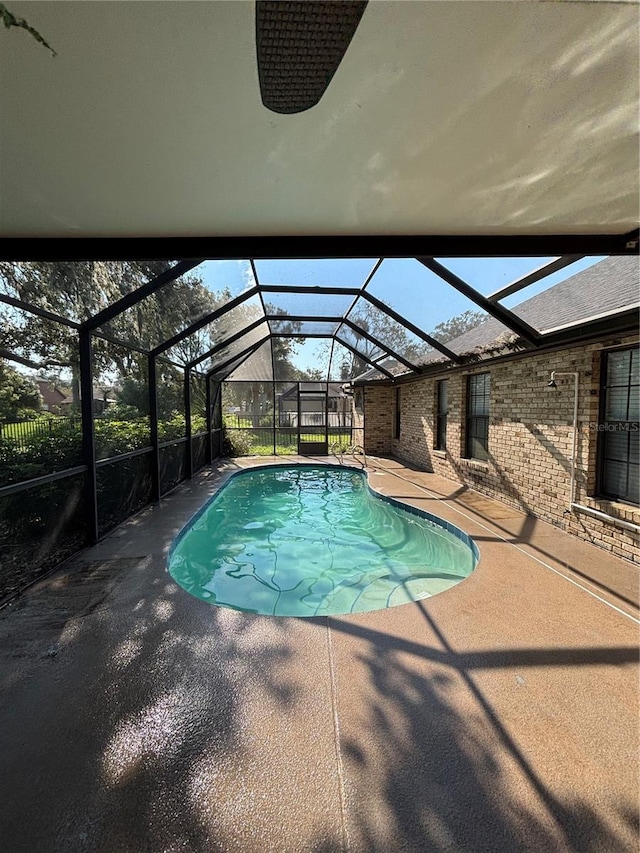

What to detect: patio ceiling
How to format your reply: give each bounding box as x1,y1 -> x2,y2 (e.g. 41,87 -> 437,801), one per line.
1,3 -> 638,383
0,0 -> 638,246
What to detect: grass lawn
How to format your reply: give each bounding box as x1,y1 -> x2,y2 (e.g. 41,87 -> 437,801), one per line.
1,417 -> 76,441
227,428 -> 360,457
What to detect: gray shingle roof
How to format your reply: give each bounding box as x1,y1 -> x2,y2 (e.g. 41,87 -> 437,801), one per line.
428,255 -> 639,360
357,256 -> 639,380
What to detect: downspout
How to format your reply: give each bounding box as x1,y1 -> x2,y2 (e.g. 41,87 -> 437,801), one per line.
549,371 -> 640,535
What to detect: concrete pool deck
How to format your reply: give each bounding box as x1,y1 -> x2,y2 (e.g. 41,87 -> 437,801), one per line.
0,456 -> 638,852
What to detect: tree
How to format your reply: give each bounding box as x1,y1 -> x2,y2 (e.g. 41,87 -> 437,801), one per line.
1,261 -> 160,401
340,301 -> 431,379
0,261 -> 232,404
430,310 -> 485,344
0,361 -> 41,420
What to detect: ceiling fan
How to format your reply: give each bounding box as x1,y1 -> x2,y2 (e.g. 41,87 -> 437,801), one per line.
256,1 -> 369,114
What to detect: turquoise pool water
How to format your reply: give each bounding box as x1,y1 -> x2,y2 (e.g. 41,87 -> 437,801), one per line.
169,465 -> 478,617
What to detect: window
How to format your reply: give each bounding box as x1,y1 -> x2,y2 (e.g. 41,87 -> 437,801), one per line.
466,373 -> 490,460
394,387 -> 401,439
599,347 -> 639,503
436,380 -> 448,450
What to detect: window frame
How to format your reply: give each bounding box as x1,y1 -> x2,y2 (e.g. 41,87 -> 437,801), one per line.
435,379 -> 448,451
597,346 -> 639,504
465,373 -> 490,461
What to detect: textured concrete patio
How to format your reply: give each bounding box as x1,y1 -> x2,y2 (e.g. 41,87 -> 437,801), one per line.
0,456 -> 638,853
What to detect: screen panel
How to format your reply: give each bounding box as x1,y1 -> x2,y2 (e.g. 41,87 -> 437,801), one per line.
269,319 -> 340,336
500,257 -> 635,334
223,341 -> 274,382
97,260 -> 257,351
198,320 -> 269,374
0,260 -> 175,324
255,259 -> 377,289
347,296 -> 429,365
263,291 -> 355,318
363,259 -> 515,359
162,294 -> 265,366
435,257 -> 558,296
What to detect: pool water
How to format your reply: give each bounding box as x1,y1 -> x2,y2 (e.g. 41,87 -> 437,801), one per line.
168,465 -> 478,617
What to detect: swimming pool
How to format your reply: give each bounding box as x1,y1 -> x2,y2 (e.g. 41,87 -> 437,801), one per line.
168,465 -> 478,616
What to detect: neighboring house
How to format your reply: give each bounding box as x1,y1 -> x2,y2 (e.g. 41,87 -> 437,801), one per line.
355,257 -> 639,562
36,380 -> 72,414
35,381 -> 117,415
278,382 -> 352,427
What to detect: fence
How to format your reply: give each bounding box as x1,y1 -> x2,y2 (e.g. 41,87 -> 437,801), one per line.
224,412 -> 353,429
0,417 -> 79,449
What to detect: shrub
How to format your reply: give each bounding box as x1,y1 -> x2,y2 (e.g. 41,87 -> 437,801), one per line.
0,414 -> 212,487
222,426 -> 253,457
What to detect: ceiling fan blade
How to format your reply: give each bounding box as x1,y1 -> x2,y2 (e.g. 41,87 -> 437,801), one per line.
256,1 -> 368,114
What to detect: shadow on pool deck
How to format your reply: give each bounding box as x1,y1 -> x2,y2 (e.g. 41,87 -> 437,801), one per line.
0,457 -> 638,852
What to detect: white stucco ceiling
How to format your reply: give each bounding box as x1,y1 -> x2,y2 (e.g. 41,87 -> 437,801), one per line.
0,0 -> 638,238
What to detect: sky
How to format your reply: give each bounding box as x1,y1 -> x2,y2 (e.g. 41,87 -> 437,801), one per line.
2,255 -> 608,381
198,256 -> 606,374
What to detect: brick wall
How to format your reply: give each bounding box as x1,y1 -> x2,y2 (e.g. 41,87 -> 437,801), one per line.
363,335 -> 640,562
363,385 -> 393,456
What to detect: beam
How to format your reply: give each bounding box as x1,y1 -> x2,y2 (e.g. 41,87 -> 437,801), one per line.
184,367 -> 193,479
343,258 -> 383,318
417,258 -> 541,346
148,353 -> 161,503
151,286 -> 261,357
359,291 -> 462,363
487,255 -> 583,303
335,338 -> 396,380
340,318 -> 420,373
83,259 -> 204,330
205,335 -> 271,380
78,329 -> 99,544
266,315 -> 344,323
205,375 -> 212,465
0,292 -> 80,328
260,285 -> 361,295
187,317 -> 269,369
1,231 -> 638,260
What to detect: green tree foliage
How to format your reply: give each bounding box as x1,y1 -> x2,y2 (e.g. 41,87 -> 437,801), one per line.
340,301 -> 429,379
0,360 -> 41,420
116,373 -> 183,421
0,3 -> 56,55
0,261 -> 235,403
0,261 -> 159,399
335,305 -> 487,378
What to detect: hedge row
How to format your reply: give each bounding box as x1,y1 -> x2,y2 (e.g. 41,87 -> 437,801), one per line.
0,414 -> 207,488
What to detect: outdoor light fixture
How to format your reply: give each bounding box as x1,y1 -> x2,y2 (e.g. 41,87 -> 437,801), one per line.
256,0 -> 368,114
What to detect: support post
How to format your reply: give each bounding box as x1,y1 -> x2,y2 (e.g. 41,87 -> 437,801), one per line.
79,329 -> 99,544
184,367 -> 193,478
205,375 -> 212,465
148,354 -> 161,502
272,380 -> 277,456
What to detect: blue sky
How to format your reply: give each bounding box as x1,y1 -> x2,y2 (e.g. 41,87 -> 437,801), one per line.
198,256 -> 605,373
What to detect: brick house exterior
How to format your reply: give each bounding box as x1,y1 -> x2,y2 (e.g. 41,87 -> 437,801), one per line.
357,259 -> 639,562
